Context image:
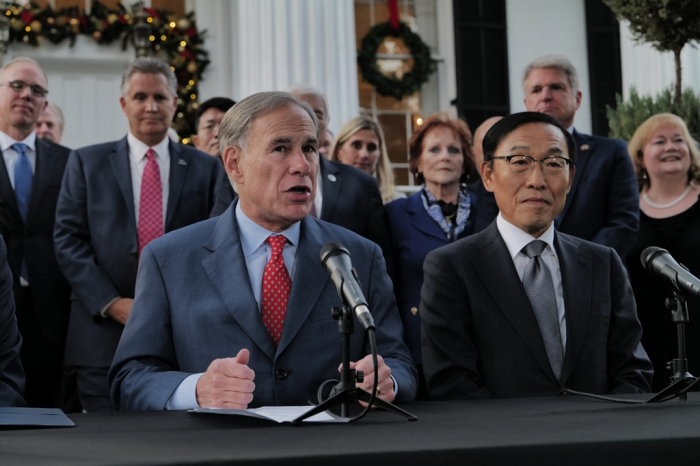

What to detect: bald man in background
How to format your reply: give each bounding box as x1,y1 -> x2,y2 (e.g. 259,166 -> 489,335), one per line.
468,116 -> 502,231
35,102 -> 64,144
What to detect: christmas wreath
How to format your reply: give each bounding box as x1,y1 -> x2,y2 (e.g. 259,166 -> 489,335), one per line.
3,1 -> 210,142
357,21 -> 435,101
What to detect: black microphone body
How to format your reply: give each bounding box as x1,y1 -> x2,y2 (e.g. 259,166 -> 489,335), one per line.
320,242 -> 375,330
641,246 -> 700,297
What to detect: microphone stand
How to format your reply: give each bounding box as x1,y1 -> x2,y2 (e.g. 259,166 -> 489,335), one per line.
646,290 -> 698,402
292,305 -> 417,424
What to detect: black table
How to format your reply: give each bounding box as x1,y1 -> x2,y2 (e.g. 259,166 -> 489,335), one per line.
3,395 -> 700,465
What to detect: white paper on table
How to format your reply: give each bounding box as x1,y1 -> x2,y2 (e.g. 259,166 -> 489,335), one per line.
188,405 -> 350,423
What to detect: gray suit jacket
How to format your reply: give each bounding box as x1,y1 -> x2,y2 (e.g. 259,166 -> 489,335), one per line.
109,202 -> 417,410
421,221 -> 653,399
54,137 -> 222,367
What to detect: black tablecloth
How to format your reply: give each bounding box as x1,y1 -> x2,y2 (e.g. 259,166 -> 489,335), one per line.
3,395 -> 700,465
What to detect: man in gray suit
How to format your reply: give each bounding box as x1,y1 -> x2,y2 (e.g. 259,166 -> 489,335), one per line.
54,57 -> 222,411
421,112 -> 652,400
109,92 -> 416,410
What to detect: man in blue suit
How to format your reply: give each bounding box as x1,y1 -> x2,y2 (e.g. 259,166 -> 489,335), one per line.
522,54 -> 638,260
54,58 -> 222,411
109,92 -> 416,410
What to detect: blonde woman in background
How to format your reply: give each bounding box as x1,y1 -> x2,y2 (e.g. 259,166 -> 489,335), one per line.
330,116 -> 403,204
626,113 -> 700,392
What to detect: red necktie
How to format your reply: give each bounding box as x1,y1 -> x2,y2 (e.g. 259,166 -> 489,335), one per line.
138,149 -> 163,255
262,235 -> 291,346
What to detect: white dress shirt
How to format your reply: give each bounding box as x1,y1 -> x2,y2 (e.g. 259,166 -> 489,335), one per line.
127,132 -> 171,228
496,213 -> 567,349
0,130 -> 37,187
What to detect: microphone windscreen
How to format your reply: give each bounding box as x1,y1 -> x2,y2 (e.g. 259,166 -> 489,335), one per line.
640,246 -> 666,271
320,242 -> 350,270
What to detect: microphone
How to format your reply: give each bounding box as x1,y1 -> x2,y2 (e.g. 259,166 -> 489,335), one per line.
320,242 -> 375,330
641,246 -> 700,297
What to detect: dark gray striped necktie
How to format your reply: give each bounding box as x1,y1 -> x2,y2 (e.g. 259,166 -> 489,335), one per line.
522,240 -> 563,380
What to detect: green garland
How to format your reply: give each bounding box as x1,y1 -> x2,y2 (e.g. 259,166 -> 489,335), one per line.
357,21 -> 436,101
4,1 -> 210,142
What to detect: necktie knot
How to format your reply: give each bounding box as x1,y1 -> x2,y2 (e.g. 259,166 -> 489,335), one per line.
12,143 -> 27,156
523,240 -> 546,258
267,235 -> 287,255
145,148 -> 156,162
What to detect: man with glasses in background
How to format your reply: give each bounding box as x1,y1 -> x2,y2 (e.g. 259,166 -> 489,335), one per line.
0,57 -> 72,408
420,112 -> 652,400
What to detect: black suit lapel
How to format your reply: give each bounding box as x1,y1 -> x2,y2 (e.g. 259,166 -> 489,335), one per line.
109,137 -> 137,228
25,139 -> 57,228
166,141 -> 189,230
473,222 -> 560,383
557,131 -> 594,225
319,158 -> 341,221
555,232 -> 592,384
0,150 -> 21,224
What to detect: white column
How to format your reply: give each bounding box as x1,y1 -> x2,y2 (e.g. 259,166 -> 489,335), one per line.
619,20 -> 700,100
194,0 -> 359,134
505,0 -> 592,134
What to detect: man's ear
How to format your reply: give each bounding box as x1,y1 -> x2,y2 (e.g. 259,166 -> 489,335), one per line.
481,161 -> 495,193
119,95 -> 127,115
192,134 -> 201,150
223,145 -> 244,184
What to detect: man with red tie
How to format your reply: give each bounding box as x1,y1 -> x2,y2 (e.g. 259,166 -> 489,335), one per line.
54,57 -> 222,411
109,92 -> 416,410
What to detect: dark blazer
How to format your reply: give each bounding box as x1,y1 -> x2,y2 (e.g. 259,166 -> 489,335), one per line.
421,221 -> 653,400
0,138 -> 71,344
0,235 -> 25,407
385,189 -> 489,364
109,202 -> 417,410
54,137 -> 222,368
555,131 -> 639,260
318,157 -> 393,275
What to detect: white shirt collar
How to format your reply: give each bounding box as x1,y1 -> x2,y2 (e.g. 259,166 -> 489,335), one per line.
0,130 -> 36,151
496,212 -> 557,259
127,132 -> 170,163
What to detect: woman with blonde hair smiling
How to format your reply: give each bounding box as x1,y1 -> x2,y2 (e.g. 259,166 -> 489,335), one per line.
627,113 -> 700,392
329,116 -> 402,204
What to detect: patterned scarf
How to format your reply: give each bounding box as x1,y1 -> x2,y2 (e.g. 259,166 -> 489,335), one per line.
420,184 -> 471,242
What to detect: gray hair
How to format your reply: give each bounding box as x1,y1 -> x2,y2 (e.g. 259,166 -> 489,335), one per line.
218,91 -> 319,154
522,54 -> 579,93
47,102 -> 65,131
121,57 -> 177,97
0,57 -> 48,84
287,84 -> 328,122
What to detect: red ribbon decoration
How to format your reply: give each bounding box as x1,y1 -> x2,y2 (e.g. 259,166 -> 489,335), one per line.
388,0 -> 400,31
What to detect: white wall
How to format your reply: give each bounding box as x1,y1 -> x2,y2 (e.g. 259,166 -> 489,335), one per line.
194,0 -> 359,135
619,20 -> 700,99
505,0 -> 592,133
7,38 -> 132,149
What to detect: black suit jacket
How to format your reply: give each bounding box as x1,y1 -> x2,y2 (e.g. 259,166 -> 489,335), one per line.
54,137 -> 222,367
0,235 -> 25,407
0,138 -> 71,343
318,157 -> 393,273
555,131 -> 639,260
421,221 -> 652,400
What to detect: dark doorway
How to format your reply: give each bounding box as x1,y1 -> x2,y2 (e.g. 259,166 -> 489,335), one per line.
585,0 -> 623,136
452,0 -> 510,133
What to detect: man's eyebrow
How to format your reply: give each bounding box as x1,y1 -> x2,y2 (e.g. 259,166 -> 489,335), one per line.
508,145 -> 531,152
305,136 -> 319,144
546,147 -> 564,155
271,137 -> 293,144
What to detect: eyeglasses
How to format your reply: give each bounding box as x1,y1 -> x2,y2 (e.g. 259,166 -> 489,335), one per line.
3,80 -> 48,98
491,154 -> 572,176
